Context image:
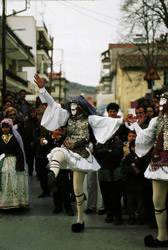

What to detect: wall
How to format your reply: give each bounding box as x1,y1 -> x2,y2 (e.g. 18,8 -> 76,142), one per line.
7,16 -> 37,84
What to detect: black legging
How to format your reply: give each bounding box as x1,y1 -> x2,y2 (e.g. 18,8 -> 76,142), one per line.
99,179 -> 123,218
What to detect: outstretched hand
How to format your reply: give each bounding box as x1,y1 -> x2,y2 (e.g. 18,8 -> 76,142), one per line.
126,114 -> 137,123
34,74 -> 46,88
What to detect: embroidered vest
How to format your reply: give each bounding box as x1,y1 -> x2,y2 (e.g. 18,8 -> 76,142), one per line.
155,116 -> 168,150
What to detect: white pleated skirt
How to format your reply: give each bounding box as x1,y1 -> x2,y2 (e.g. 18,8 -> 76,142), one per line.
47,145 -> 101,172
0,156 -> 30,209
144,164 -> 168,181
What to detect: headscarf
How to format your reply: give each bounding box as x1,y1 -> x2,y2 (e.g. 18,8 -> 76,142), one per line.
0,118 -> 13,128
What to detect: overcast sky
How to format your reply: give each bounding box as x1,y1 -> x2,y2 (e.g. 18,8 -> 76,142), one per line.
6,0 -> 123,87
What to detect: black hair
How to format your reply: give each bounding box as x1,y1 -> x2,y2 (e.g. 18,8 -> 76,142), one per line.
19,89 -> 27,94
5,93 -> 14,99
128,130 -> 136,135
3,99 -> 13,106
135,105 -> 147,113
106,102 -> 119,112
146,105 -> 156,113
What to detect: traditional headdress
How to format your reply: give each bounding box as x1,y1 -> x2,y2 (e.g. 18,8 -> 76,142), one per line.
65,95 -> 97,115
0,118 -> 13,128
160,92 -> 168,99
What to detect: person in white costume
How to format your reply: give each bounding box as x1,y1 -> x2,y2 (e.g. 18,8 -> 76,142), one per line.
127,92 -> 168,247
34,74 -> 123,232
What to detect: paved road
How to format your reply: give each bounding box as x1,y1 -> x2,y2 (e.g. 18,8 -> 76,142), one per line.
0,175 -> 160,250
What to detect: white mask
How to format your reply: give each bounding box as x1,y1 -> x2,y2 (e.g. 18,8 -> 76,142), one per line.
70,103 -> 78,116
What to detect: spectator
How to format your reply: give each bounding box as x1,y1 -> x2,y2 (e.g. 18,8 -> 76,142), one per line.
121,130 -> 137,215
152,95 -> 160,106
4,107 -> 25,139
85,171 -> 105,215
135,105 -> 149,129
24,106 -> 37,176
5,93 -> 15,106
32,107 -> 50,198
106,102 -> 120,118
85,141 -> 105,215
0,118 -> 30,209
122,140 -> 146,225
146,105 -> 157,120
122,130 -> 137,161
15,89 -> 32,117
0,100 -> 13,122
154,102 -> 160,116
142,98 -> 150,108
95,134 -> 124,225
35,96 -> 47,109
47,127 -> 74,216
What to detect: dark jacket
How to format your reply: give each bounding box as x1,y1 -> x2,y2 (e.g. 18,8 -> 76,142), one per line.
24,116 -> 38,151
32,122 -> 49,159
95,136 -> 123,170
46,134 -> 65,155
122,152 -> 146,192
95,136 -> 124,182
0,134 -> 24,171
15,99 -> 32,117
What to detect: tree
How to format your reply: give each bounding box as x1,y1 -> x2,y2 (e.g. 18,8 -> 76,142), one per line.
120,0 -> 168,69
121,0 -> 168,29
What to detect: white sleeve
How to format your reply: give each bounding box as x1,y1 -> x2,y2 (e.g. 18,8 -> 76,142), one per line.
134,117 -> 157,157
39,87 -> 57,106
39,88 -> 70,131
88,115 -> 123,144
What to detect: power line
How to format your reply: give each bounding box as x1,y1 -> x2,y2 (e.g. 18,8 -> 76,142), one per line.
66,1 -> 120,21
57,1 -> 119,28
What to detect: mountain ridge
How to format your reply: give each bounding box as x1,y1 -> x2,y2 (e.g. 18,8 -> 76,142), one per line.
66,81 -> 97,100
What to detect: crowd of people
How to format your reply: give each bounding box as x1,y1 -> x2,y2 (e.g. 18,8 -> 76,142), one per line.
0,81 -> 167,247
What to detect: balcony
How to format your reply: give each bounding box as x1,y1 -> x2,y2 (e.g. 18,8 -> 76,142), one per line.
0,24 -> 35,67
6,70 -> 28,87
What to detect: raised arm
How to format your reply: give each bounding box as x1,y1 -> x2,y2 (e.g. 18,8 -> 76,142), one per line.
34,74 -> 55,107
34,74 -> 46,88
34,74 -> 70,131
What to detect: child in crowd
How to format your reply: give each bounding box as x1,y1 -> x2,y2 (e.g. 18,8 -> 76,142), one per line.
122,140 -> 146,225
122,130 -> 136,161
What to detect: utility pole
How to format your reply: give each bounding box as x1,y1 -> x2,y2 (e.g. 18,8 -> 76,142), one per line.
2,0 -> 6,103
49,37 -> 54,94
58,64 -> 62,103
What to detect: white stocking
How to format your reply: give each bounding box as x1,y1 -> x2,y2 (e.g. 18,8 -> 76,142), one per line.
50,151 -> 65,177
152,180 -> 168,241
73,171 -> 86,223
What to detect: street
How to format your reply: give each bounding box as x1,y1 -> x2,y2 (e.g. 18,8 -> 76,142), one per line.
0,174 -> 161,250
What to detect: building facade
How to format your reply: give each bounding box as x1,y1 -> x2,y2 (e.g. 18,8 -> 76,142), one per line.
48,72 -> 68,104
97,43 -> 168,116
0,16 -> 36,103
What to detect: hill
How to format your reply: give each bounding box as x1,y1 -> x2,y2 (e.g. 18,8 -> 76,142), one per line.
66,82 -> 96,100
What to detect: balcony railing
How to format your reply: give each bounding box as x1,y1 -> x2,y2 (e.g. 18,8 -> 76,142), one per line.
6,70 -> 28,87
6,25 -> 34,61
